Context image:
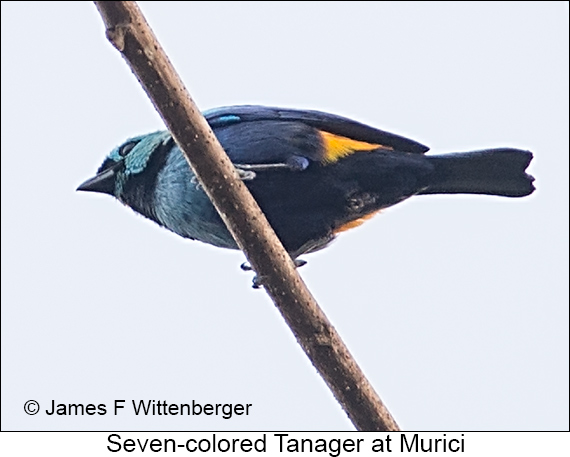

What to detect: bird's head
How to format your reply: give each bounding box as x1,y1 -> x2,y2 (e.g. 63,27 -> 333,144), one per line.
77,131 -> 172,197
77,131 -> 173,217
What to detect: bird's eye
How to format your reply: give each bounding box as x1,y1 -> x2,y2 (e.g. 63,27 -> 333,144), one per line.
118,141 -> 137,157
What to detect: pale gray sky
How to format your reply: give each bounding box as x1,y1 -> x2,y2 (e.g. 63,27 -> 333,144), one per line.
1,2 -> 568,431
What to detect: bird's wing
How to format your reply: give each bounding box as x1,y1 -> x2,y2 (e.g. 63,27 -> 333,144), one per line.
205,105 -> 430,156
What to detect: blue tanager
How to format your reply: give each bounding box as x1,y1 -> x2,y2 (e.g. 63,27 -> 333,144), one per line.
78,105 -> 535,281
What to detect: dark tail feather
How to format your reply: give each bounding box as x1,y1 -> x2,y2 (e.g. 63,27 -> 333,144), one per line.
421,148 -> 535,197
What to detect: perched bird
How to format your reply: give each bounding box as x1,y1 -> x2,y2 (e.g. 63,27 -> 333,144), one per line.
78,105 -> 535,271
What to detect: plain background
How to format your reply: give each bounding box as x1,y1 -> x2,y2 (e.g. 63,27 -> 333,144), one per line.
1,2 -> 568,431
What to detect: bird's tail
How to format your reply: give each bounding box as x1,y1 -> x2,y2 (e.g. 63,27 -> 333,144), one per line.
421,148 -> 535,197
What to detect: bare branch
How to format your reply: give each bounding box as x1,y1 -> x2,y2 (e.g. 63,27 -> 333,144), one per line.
93,1 -> 399,431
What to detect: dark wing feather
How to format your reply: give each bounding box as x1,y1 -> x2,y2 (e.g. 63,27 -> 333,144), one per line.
205,105 -> 429,154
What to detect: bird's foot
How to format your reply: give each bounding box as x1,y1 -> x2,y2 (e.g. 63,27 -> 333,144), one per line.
235,168 -> 257,181
251,274 -> 266,289
241,258 -> 307,289
241,258 -> 306,271
190,176 -> 203,190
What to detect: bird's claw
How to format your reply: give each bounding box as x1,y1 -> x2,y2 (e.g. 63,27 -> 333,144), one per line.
241,262 -> 262,287
252,274 -> 266,289
235,168 -> 257,181
294,259 -> 307,268
190,176 -> 203,190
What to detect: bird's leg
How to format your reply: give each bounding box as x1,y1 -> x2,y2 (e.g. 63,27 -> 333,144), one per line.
193,166 -> 262,185
234,156 -> 310,181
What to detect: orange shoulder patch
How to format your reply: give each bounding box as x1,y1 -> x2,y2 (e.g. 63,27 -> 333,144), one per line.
319,131 -> 392,164
334,210 -> 382,234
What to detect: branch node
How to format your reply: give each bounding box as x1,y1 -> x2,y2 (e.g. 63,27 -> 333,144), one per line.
105,23 -> 130,52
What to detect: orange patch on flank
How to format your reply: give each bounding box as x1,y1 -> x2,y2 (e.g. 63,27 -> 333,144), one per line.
320,131 -> 392,163
334,210 -> 382,234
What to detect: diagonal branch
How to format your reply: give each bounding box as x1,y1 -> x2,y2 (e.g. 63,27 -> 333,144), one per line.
93,1 -> 399,431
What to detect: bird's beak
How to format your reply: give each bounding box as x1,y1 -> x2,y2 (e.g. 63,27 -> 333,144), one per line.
76,167 -> 116,195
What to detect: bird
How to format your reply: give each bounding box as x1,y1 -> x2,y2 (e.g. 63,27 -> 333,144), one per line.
78,105 -> 535,283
